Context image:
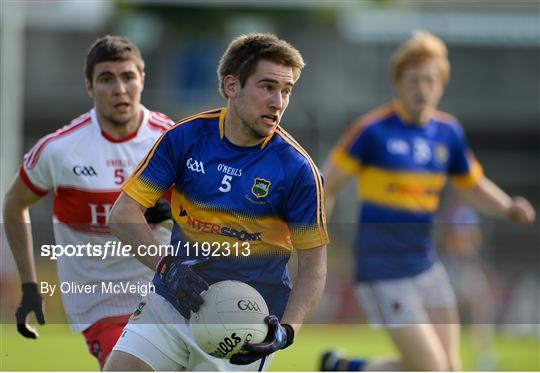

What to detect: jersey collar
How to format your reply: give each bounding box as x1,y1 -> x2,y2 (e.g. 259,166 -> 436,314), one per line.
218,107 -> 275,149
394,100 -> 434,126
92,106 -> 148,143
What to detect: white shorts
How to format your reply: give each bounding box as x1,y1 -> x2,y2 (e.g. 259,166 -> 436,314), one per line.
356,262 -> 457,328
113,292 -> 273,371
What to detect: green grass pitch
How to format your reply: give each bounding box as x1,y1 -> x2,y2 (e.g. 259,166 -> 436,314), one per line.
1,324 -> 538,371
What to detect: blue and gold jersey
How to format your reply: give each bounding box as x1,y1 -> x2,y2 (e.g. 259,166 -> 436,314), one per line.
123,108 -> 328,317
331,101 -> 482,282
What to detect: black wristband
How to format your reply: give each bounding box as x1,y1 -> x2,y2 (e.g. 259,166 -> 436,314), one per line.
282,323 -> 295,348
21,282 -> 39,295
156,255 -> 172,274
144,199 -> 172,224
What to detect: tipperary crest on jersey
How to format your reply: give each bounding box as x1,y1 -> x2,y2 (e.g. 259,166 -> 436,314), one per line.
251,178 -> 271,198
435,144 -> 449,165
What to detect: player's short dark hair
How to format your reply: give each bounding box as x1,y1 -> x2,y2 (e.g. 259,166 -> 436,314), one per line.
217,33 -> 305,99
85,35 -> 145,83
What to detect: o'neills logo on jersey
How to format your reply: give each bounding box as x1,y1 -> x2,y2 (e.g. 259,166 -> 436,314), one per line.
106,159 -> 133,168
186,158 -> 205,174
73,165 -> 97,176
186,215 -> 262,242
251,178 -> 271,198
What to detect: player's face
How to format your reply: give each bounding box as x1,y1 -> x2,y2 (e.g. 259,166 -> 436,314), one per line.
395,58 -> 444,121
86,60 -> 144,128
235,59 -> 294,141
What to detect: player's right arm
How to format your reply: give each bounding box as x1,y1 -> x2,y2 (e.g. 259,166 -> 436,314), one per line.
322,158 -> 354,220
109,173 -> 209,321
3,174 -> 43,283
109,125 -> 181,269
109,125 -> 209,319
323,116 -> 372,220
3,173 -> 46,338
108,192 -> 162,270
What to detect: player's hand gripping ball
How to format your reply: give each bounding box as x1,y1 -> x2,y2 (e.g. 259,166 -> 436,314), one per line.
190,281 -> 269,359
156,256 -> 209,319
229,315 -> 295,365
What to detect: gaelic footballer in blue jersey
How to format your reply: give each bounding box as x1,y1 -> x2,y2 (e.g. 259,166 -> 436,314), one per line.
321,31 -> 535,372
105,33 -> 328,371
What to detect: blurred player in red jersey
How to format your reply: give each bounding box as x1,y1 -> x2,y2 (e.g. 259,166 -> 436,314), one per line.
320,31 -> 535,371
3,35 -> 174,369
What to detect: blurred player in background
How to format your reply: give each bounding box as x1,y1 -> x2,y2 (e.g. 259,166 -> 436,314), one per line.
2,35 -> 174,369
104,32 -> 328,371
438,195 -> 498,370
320,31 -> 535,371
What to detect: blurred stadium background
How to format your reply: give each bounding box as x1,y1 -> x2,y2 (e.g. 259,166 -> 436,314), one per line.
1,1 -> 538,371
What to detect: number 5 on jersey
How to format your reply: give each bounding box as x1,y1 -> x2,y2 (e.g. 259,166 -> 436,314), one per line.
219,175 -> 232,193
114,168 -> 125,185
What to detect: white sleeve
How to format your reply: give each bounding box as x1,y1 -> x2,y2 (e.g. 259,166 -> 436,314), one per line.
20,136 -> 57,195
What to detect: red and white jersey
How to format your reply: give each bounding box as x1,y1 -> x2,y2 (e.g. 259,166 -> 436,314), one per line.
20,106 -> 174,332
